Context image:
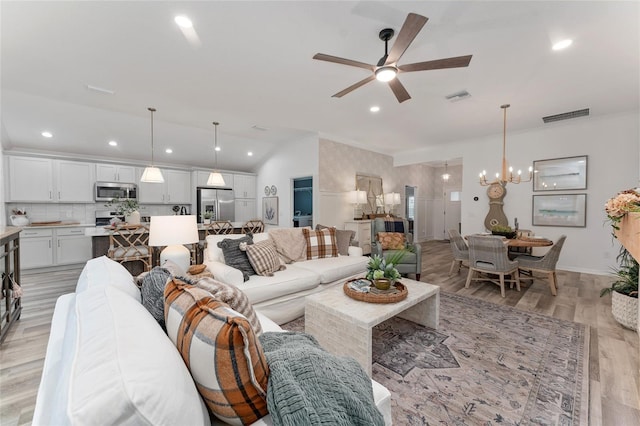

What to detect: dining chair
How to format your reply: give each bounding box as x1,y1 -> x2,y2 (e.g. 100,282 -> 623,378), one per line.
206,220 -> 234,235
465,235 -> 520,297
447,229 -> 469,275
241,219 -> 265,234
512,235 -> 566,296
508,229 -> 534,260
107,224 -> 152,272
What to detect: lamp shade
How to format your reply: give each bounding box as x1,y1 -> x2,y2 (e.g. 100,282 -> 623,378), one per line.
140,166 -> 165,183
207,172 -> 226,187
392,192 -> 401,205
149,215 -> 199,246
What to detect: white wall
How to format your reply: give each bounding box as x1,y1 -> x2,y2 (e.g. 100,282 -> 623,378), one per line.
0,123 -> 7,227
398,111 -> 639,274
255,134 -> 319,229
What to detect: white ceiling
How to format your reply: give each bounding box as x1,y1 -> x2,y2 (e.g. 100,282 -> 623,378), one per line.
2,1 -> 638,173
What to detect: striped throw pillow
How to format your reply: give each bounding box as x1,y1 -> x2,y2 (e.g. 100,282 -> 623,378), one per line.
302,227 -> 338,260
244,239 -> 285,277
164,278 -> 269,425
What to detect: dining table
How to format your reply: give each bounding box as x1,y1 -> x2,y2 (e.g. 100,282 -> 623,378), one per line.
465,233 -> 554,248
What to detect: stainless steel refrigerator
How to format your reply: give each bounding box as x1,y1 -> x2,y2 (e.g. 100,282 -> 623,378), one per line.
197,188 -> 235,223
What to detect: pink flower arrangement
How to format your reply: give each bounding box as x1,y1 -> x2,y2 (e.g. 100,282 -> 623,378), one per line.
605,188 -> 640,230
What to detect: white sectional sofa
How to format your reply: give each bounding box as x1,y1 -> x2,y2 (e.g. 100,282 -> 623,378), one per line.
33,256 -> 392,425
203,231 -> 369,324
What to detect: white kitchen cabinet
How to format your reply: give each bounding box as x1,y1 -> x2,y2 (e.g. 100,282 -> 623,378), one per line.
235,199 -> 257,223
7,156 -> 94,202
21,227 -> 91,269
194,171 -> 234,188
138,168 -> 191,204
233,174 -> 256,199
344,220 -> 372,255
20,229 -> 54,269
96,164 -> 136,183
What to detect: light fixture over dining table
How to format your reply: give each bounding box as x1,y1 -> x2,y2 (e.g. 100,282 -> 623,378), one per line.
479,104 -> 533,186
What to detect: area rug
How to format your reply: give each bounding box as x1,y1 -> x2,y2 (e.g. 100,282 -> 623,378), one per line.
281,292 -> 589,426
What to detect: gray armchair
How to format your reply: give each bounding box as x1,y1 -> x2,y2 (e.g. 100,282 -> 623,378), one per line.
371,218 -> 422,280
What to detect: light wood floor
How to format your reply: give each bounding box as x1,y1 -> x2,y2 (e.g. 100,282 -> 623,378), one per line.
1,241 -> 638,425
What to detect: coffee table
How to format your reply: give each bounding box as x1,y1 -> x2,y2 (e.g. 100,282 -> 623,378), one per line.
305,278 -> 439,377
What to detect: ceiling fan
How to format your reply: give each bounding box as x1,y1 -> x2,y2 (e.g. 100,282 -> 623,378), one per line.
313,13 -> 472,103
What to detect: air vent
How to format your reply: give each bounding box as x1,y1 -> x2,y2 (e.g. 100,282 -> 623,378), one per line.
445,90 -> 471,102
542,108 -> 589,123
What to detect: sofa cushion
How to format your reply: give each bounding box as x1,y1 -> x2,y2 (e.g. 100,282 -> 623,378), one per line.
302,228 -> 338,260
194,277 -> 263,336
206,232 -> 269,263
236,267 -> 321,305
245,239 -> 285,277
75,256 -> 140,301
68,285 -> 208,426
164,278 -> 269,425
268,227 -> 310,263
218,234 -> 255,281
377,232 -> 406,250
291,255 -> 368,284
140,266 -> 173,330
316,224 -> 355,255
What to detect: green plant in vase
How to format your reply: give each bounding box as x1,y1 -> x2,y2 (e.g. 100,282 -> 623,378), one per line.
104,197 -> 140,224
366,252 -> 404,290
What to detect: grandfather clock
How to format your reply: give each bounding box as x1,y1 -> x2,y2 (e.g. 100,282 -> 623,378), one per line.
484,182 -> 509,230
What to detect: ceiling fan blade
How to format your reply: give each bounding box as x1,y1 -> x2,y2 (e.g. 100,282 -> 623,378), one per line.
332,75 -> 376,98
313,53 -> 374,71
388,78 -> 411,103
398,55 -> 473,72
385,13 -> 428,65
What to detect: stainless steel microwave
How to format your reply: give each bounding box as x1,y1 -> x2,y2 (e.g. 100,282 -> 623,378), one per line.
95,182 -> 138,202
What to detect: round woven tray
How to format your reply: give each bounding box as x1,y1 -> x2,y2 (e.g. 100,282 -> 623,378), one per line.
343,278 -> 408,304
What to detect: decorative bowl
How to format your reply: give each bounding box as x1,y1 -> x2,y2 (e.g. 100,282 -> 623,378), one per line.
373,278 -> 392,291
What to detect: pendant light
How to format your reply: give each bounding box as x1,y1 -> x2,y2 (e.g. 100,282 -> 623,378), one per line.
207,122 -> 226,186
140,107 -> 164,183
442,161 -> 450,182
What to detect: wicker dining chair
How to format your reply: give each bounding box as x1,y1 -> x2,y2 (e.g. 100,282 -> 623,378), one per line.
465,235 -> 520,297
206,220 -> 234,235
447,229 -> 469,275
241,219 -> 264,234
107,224 -> 152,272
512,235 -> 567,296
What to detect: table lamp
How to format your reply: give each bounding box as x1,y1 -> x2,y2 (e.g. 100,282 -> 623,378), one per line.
349,190 -> 367,219
149,215 -> 199,272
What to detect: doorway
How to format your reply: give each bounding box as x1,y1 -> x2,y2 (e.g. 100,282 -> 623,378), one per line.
293,177 -> 313,227
405,185 -> 416,235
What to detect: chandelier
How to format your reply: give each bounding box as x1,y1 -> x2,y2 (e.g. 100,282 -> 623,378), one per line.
479,104 -> 532,186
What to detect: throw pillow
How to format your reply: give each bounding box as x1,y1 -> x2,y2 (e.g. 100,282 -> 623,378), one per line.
302,228 -> 338,260
140,266 -> 173,330
164,278 -> 269,425
218,234 -> 255,281
316,224 -> 355,256
244,239 -> 285,277
268,227 -> 309,263
193,276 -> 263,335
377,232 -> 406,250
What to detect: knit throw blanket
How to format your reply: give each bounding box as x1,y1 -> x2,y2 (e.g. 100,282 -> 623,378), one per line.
258,332 -> 384,426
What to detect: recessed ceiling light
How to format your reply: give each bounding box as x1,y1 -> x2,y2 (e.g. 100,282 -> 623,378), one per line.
41,131 -> 53,138
174,15 -> 193,29
108,140 -> 118,146
370,106 -> 380,113
165,148 -> 173,154
247,152 -> 253,156
214,146 -> 221,152
552,39 -> 573,51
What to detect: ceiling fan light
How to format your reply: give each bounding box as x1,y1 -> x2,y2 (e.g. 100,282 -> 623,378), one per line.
375,66 -> 397,82
140,166 -> 164,183
207,172 -> 225,187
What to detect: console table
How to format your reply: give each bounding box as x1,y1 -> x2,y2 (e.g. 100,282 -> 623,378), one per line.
1,227 -> 22,344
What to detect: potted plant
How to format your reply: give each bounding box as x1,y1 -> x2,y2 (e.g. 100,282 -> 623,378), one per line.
105,197 -> 140,225
203,212 -> 213,224
366,253 -> 403,290
602,188 -> 640,330
491,224 -> 517,239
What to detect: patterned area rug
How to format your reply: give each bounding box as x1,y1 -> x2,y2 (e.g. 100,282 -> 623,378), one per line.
281,292 -> 589,426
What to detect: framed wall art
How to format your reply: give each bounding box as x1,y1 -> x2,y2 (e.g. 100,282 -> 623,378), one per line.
532,194 -> 587,227
262,196 -> 278,225
533,155 -> 587,191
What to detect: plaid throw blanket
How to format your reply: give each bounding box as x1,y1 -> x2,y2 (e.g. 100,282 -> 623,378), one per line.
258,332 -> 384,426
384,217 -> 404,233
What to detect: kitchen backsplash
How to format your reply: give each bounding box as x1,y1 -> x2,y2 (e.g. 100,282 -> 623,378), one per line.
5,203 -> 188,225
